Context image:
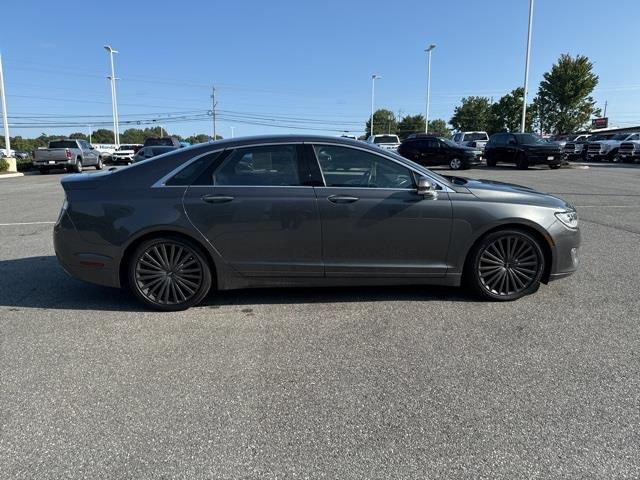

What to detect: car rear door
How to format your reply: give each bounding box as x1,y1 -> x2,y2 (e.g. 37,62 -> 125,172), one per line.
182,143 -> 322,277
308,143 -> 452,277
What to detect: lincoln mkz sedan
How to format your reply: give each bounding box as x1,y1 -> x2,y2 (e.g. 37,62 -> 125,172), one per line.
54,135 -> 580,310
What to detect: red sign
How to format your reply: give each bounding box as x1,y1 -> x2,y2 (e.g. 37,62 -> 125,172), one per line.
591,117 -> 608,129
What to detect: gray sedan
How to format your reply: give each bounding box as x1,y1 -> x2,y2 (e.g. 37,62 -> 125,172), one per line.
54,135 -> 580,310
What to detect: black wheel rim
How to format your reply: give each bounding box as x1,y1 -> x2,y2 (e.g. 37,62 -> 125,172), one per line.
135,242 -> 203,305
478,235 -> 540,296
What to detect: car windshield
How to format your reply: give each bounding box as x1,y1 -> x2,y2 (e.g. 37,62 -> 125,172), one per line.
463,132 -> 488,141
374,136 -> 399,144
515,133 -> 545,144
440,138 -> 458,147
612,134 -> 629,140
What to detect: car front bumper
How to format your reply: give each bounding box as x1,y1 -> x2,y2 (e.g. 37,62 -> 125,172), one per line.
547,220 -> 581,281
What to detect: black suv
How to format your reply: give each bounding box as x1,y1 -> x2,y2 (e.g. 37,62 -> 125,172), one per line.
485,133 -> 562,169
397,135 -> 482,170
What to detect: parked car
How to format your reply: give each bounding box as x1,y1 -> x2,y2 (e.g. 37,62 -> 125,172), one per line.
452,131 -> 489,151
132,146 -> 179,163
33,139 -> 103,174
143,137 -> 182,147
618,139 -> 640,163
586,132 -> 640,162
54,135 -> 580,311
563,134 -> 594,161
109,144 -> 143,165
398,135 -> 482,170
484,133 -> 563,169
366,134 -> 401,151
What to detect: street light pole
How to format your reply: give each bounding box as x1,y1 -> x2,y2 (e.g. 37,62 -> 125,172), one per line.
230,126 -> 235,138
104,45 -> 120,147
520,0 -> 534,133
0,53 -> 11,157
425,44 -> 436,134
370,74 -> 381,138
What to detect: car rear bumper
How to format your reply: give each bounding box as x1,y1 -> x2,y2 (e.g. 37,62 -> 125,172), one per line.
54,210 -> 121,288
33,160 -> 76,168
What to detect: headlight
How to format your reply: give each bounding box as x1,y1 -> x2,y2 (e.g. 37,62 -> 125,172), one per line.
601,144 -> 612,152
555,209 -> 578,229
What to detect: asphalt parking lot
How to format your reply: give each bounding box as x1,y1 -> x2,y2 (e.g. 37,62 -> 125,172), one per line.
1,163 -> 639,479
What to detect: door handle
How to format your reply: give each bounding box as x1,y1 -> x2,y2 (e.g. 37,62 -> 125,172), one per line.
201,194 -> 234,204
327,195 -> 359,204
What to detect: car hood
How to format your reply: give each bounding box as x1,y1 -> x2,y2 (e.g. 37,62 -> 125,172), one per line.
460,177 -> 572,209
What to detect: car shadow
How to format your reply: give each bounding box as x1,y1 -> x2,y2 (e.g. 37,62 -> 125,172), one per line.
0,256 -> 472,312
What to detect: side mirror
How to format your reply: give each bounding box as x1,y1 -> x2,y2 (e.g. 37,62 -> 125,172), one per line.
417,176 -> 438,199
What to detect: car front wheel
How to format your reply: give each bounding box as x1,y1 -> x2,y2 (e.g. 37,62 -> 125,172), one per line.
128,236 -> 212,311
449,157 -> 465,170
467,229 -> 545,301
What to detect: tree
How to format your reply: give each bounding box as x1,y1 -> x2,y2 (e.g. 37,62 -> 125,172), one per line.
91,129 -> 117,144
397,114 -> 425,139
69,132 -> 89,140
427,119 -> 450,138
489,87 -> 536,133
450,97 -> 494,132
185,134 -> 212,144
365,109 -> 397,137
536,54 -> 599,134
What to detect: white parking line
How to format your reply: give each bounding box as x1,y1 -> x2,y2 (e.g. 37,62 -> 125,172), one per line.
0,221 -> 56,226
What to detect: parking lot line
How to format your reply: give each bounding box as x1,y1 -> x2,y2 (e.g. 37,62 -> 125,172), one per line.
0,221 -> 56,226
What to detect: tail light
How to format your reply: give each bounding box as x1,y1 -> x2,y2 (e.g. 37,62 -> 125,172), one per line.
65,148 -> 72,159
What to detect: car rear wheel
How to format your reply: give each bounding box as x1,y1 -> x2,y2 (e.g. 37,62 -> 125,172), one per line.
95,157 -> 103,170
467,229 -> 544,301
128,236 -> 212,311
74,159 -> 83,173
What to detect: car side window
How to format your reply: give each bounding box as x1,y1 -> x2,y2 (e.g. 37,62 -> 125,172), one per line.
313,145 -> 415,189
165,152 -> 222,186
507,135 -> 517,145
214,145 -> 302,186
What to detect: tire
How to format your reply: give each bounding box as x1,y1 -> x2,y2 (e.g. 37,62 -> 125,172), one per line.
516,153 -> 529,170
486,157 -> 497,167
449,157 -> 464,170
95,157 -> 103,170
74,158 -> 83,173
466,229 -> 545,301
127,236 -> 212,311
549,164 -> 561,169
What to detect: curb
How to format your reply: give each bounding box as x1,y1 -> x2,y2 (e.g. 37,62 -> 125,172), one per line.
0,172 -> 25,179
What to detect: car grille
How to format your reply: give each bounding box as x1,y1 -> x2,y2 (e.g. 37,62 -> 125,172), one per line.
619,142 -> 638,155
588,143 -> 603,154
564,143 -> 577,154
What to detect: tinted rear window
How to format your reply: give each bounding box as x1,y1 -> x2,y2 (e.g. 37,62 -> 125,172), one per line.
145,138 -> 176,146
463,133 -> 488,142
49,141 -> 77,149
373,136 -> 400,144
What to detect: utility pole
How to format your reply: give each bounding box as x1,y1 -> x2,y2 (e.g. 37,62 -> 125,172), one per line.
230,126 -> 235,138
425,44 -> 436,133
0,53 -> 11,159
603,100 -> 608,118
211,86 -> 217,140
520,0 -> 534,133
88,124 -> 92,144
370,75 -> 381,137
104,45 -> 120,146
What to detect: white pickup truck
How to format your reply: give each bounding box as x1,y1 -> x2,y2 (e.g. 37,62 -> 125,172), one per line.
452,131 -> 489,151
33,139 -> 103,174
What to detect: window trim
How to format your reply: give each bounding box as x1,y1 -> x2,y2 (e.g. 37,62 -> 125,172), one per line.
308,141 -> 454,192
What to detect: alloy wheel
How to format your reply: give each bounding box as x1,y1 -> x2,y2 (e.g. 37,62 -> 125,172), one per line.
477,234 -> 541,296
134,242 -> 204,306
450,158 -> 462,170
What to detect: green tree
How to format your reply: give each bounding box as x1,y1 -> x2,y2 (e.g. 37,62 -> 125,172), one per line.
69,132 -> 89,140
91,129 -> 117,144
427,119 -> 450,137
450,96 -> 495,132
185,134 -> 213,144
365,109 -> 397,137
488,87 -> 537,134
397,114 -> 425,139
536,54 -> 600,134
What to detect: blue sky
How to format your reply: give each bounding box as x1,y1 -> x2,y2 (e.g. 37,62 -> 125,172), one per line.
1,0 -> 639,140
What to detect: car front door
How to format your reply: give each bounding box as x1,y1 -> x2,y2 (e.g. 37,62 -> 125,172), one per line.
182,144 -> 322,277
504,134 -> 518,162
309,143 -> 452,277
